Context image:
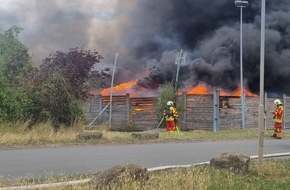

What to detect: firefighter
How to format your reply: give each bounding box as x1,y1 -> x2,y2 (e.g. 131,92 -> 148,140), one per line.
163,101 -> 177,132
173,102 -> 179,131
272,99 -> 283,139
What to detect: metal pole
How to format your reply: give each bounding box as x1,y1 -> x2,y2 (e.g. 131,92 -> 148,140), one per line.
258,0 -> 266,167
213,90 -> 220,132
109,52 -> 118,128
264,92 -> 267,130
89,102 -> 111,126
240,6 -> 245,130
175,49 -> 183,93
283,94 -> 286,129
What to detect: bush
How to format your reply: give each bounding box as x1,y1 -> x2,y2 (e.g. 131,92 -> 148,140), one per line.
156,83 -> 177,120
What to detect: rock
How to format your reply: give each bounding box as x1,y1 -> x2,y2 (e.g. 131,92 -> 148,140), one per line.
92,164 -> 149,189
209,152 -> 250,174
77,131 -> 103,140
132,131 -> 159,140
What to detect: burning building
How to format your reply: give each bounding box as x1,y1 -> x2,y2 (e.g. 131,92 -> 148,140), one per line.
84,0 -> 290,130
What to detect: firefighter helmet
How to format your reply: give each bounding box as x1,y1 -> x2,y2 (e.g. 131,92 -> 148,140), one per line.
274,99 -> 282,106
167,101 -> 173,106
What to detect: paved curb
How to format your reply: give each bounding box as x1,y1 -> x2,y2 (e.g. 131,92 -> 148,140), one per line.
0,179 -> 91,190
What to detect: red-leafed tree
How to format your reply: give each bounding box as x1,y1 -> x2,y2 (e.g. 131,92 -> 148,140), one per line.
40,47 -> 103,99
28,47 -> 103,127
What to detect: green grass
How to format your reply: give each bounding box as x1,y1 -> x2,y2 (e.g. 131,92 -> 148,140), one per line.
142,159 -> 290,190
1,159 -> 290,190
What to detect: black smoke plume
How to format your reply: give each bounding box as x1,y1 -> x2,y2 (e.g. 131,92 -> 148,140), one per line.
119,0 -> 290,95
2,0 -> 290,95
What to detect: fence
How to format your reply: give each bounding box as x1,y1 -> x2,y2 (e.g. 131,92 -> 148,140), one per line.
82,92 -> 290,131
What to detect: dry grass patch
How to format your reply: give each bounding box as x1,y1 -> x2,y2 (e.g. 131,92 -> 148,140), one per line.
0,121 -> 286,148
0,121 -> 83,147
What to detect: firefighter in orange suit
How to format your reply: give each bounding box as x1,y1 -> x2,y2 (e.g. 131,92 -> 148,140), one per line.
272,99 -> 283,139
163,101 -> 178,131
173,102 -> 179,130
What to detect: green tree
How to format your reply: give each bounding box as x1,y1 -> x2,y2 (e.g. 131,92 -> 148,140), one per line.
0,26 -> 33,122
156,82 -> 177,119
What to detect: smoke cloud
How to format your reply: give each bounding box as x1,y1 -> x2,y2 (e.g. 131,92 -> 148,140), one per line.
1,0 -> 290,95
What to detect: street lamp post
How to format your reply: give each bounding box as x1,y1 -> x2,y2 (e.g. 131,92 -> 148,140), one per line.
258,0 -> 266,167
235,0 -> 249,130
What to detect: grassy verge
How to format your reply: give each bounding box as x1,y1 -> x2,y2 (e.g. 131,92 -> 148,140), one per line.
0,122 -> 287,148
1,159 -> 290,190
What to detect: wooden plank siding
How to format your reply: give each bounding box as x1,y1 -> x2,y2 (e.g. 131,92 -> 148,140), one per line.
265,97 -> 276,130
130,97 -> 159,130
219,96 -> 242,130
284,96 -> 290,129
245,97 -> 259,129
184,94 -> 214,130
102,95 -> 128,130
83,93 -> 290,131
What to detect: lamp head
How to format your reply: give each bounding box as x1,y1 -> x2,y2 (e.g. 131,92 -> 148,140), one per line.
235,0 -> 249,7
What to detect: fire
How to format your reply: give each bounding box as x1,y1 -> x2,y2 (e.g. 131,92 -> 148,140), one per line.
101,80 -> 137,96
220,86 -> 258,97
101,81 -> 257,97
186,84 -> 208,95
186,83 -> 257,97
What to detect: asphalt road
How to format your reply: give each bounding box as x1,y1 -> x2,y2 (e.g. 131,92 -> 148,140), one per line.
1,139 -> 290,179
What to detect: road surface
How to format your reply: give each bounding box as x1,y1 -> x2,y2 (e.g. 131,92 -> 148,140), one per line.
1,139 -> 290,179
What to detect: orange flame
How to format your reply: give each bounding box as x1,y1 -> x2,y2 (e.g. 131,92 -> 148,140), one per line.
101,80 -> 137,96
186,84 -> 208,95
186,83 -> 257,97
101,81 -> 257,97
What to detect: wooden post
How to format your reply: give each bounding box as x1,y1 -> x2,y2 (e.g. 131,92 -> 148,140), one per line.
98,94 -> 103,122
89,97 -> 92,113
182,91 -> 187,129
126,93 -> 130,127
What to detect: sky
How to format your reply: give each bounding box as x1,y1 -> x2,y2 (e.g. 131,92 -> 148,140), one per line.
2,0 -> 290,95
1,0 -> 123,64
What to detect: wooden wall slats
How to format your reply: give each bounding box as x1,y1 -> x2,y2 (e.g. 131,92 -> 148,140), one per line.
83,94 -> 290,131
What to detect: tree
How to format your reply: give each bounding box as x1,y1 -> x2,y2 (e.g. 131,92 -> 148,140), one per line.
156,82 -> 177,119
29,48 -> 103,127
0,26 -> 33,122
40,48 -> 103,99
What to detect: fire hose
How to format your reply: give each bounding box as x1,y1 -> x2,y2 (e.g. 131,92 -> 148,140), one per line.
155,117 -> 164,130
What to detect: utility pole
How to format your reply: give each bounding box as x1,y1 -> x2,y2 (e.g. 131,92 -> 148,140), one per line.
174,49 -> 186,93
